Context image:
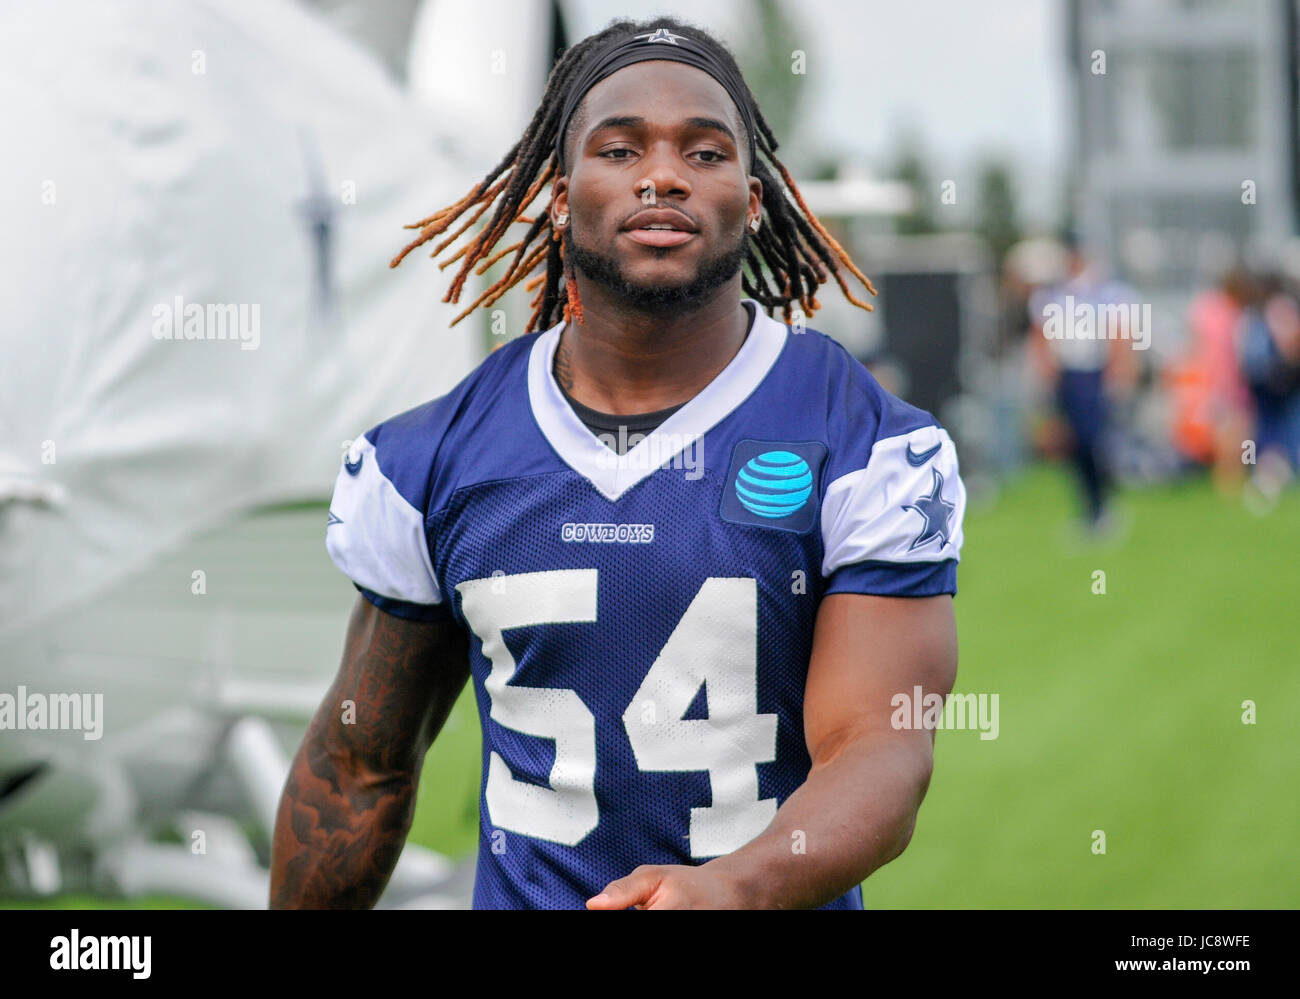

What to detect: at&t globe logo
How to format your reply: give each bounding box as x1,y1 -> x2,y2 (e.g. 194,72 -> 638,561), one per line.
733,450 -> 813,519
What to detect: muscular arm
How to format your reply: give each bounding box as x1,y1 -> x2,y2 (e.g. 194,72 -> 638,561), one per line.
269,594 -> 470,909
708,592 -> 957,907
590,591 -> 958,910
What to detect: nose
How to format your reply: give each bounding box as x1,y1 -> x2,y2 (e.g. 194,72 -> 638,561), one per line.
634,142 -> 691,204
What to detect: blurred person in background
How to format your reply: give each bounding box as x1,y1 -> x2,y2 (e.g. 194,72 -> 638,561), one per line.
1238,271 -> 1300,508
1170,266 -> 1255,493
1027,232 -> 1140,532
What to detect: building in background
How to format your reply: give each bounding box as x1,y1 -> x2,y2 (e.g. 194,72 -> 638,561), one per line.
1066,0 -> 1298,361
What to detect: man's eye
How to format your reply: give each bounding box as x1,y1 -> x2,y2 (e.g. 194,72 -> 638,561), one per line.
696,150 -> 727,163
600,148 -> 634,159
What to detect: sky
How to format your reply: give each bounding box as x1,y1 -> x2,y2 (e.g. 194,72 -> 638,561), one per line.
566,0 -> 1070,227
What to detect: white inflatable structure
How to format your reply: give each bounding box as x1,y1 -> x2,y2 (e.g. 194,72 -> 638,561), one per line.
0,0 -> 503,907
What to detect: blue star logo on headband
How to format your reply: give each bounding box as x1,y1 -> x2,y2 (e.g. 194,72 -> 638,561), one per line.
636,28 -> 682,45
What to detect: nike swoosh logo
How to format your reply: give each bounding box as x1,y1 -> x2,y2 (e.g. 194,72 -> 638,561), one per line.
905,441 -> 942,467
327,510 -> 343,526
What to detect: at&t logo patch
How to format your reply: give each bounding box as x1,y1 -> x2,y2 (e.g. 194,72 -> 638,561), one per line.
719,440 -> 827,533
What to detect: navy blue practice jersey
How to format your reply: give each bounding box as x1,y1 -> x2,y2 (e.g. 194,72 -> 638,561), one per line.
325,299 -> 966,909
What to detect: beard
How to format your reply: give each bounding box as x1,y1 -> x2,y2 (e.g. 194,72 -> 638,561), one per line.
563,222 -> 748,315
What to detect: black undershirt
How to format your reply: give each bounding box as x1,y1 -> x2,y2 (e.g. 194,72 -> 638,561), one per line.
559,388 -> 685,455
557,301 -> 756,455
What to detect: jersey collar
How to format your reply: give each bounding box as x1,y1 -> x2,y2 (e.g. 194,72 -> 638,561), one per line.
527,298 -> 788,501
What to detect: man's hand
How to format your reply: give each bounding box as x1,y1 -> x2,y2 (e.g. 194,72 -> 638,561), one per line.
586,864 -> 749,910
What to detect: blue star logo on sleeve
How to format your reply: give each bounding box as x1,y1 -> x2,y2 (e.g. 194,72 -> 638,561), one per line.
903,468 -> 956,552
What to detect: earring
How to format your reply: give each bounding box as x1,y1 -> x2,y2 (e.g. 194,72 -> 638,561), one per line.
555,212 -> 568,227
749,216 -> 761,233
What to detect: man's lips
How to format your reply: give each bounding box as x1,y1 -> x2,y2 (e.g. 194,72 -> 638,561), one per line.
620,207 -> 698,248
621,229 -> 697,248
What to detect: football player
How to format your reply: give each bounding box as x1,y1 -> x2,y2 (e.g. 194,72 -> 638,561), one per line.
271,17 -> 965,910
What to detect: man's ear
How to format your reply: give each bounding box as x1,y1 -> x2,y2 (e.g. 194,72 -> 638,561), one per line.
552,176 -> 569,224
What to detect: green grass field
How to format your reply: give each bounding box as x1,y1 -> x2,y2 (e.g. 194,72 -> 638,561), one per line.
861,467 -> 1300,907
10,465 -> 1298,908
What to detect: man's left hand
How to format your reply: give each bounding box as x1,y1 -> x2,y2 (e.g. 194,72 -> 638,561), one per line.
586,864 -> 748,910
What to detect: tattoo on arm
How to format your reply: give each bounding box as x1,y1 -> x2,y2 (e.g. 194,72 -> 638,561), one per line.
270,598 -> 469,908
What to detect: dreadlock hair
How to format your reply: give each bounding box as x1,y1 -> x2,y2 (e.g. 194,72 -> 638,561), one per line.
389,15 -> 877,332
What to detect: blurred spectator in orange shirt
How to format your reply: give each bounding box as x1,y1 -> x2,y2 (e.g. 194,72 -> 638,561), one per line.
1170,267 -> 1253,492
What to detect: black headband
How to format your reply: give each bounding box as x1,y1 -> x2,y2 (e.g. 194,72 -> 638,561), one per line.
555,26 -> 758,174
